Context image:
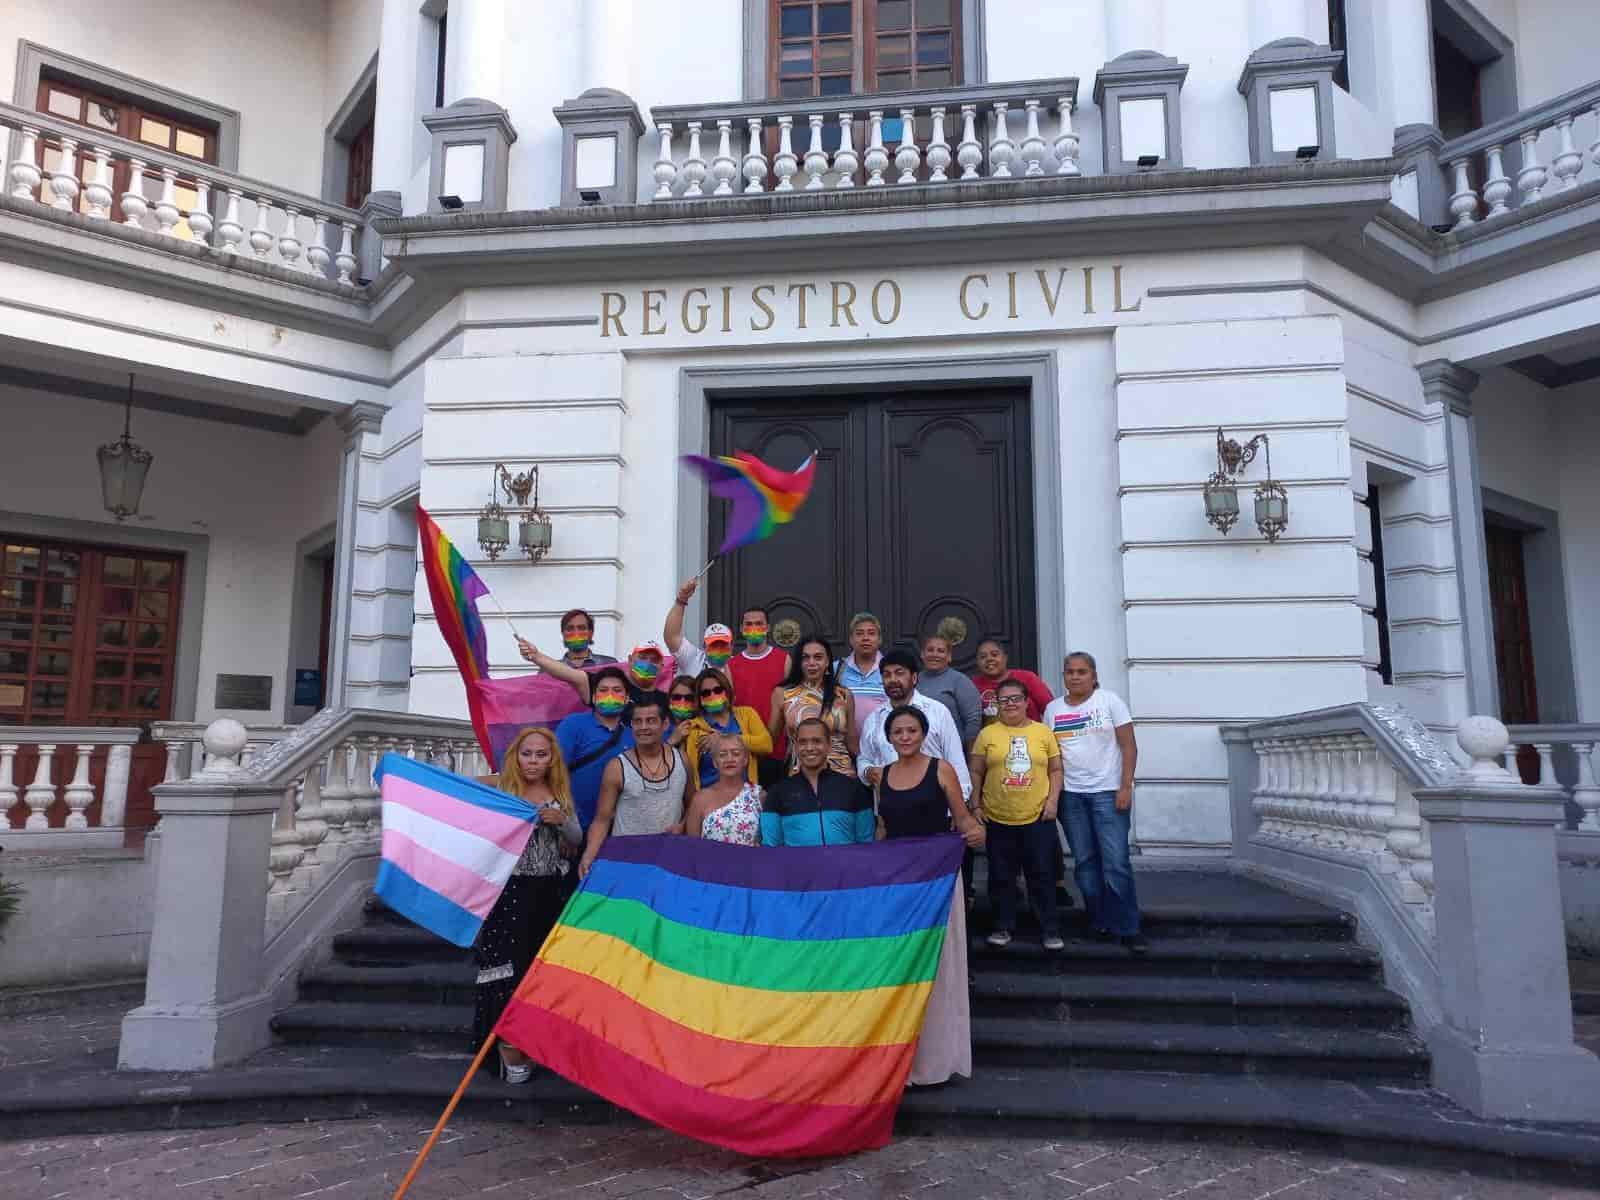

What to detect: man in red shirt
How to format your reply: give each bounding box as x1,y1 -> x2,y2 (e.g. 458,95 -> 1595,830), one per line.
663,577 -> 790,712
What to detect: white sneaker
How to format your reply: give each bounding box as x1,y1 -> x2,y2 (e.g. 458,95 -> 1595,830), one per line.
986,930 -> 1013,947
1042,935 -> 1065,951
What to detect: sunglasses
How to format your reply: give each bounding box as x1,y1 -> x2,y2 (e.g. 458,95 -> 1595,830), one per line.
699,685 -> 728,698
998,694 -> 1028,705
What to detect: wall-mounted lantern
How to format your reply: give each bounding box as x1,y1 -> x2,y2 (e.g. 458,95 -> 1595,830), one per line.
476,463 -> 552,562
1202,428 -> 1288,542
97,373 -> 153,521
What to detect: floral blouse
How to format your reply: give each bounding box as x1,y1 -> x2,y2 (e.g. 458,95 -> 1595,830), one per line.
701,782 -> 763,846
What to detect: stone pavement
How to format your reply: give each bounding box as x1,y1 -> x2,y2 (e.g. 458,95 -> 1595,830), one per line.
4,1117 -> 1600,1200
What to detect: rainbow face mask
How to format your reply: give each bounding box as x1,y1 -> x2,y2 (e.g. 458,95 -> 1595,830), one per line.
594,694 -> 627,716
563,634 -> 592,653
742,626 -> 768,647
705,644 -> 733,668
701,695 -> 729,715
669,701 -> 696,720
630,659 -> 661,684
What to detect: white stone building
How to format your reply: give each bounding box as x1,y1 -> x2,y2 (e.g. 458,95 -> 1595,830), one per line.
2,0 -> 1599,1118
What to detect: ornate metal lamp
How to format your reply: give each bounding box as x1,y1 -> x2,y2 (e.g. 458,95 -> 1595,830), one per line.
512,464 -> 553,562
1202,427 -> 1289,542
476,463 -> 553,562
97,374 -> 154,521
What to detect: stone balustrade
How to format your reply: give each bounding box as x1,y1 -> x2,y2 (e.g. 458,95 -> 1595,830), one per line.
1438,81 -> 1600,229
1504,723 -> 1600,832
648,78 -> 1080,201
0,727 -> 141,848
1,102 -> 364,285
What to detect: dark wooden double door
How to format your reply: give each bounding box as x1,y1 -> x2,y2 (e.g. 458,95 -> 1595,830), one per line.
709,387 -> 1036,671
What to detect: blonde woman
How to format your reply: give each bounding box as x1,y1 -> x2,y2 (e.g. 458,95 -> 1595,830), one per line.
474,726 -> 581,1083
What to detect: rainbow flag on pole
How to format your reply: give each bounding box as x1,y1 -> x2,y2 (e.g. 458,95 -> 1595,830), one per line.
416,506 -> 493,758
495,833 -> 964,1157
682,452 -> 816,555
373,753 -> 537,947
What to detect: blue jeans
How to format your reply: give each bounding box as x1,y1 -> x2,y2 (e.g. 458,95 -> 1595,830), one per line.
985,818 -> 1059,937
1058,790 -> 1141,936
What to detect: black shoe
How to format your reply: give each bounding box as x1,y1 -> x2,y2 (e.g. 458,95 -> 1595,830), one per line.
1121,934 -> 1149,955
1091,927 -> 1115,942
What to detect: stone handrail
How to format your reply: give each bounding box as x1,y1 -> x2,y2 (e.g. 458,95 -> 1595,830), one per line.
648,77 -> 1081,200
1504,722 -> 1600,831
0,727 -> 141,846
1224,702 -> 1459,940
1437,80 -> 1600,229
1,101 -> 365,285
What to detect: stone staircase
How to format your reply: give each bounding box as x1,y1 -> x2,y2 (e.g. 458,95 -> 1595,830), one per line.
273,870 -> 1432,1096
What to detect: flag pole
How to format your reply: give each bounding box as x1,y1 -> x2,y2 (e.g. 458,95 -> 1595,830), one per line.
391,1030 -> 499,1199
482,588 -> 524,642
693,556 -> 716,580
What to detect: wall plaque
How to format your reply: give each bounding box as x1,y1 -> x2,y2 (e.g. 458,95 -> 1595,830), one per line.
215,673 -> 273,711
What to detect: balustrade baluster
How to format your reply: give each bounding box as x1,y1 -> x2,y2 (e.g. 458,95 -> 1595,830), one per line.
1054,97 -> 1080,175
305,214 -> 331,278
320,739 -> 354,849
710,120 -> 737,196
1572,741 -> 1600,832
268,782 -> 306,909
121,159 -> 149,228
653,122 -> 678,200
1502,745 -> 1519,774
21,745 -> 57,831
47,136 -> 80,210
1551,114 -> 1583,190
1517,129 -> 1548,205
188,179 -> 213,246
1533,742 -> 1558,788
682,121 -> 707,197
894,108 -> 921,184
83,146 -> 113,218
1446,158 -> 1477,227
833,113 -> 859,187
803,115 -> 829,189
926,107 -> 951,182
278,205 -> 305,270
335,223 -> 358,285
1482,144 -> 1512,216
864,111 -> 889,186
249,196 -> 275,258
989,102 -> 1015,178
217,188 -> 245,254
61,745 -> 96,830
1590,104 -> 1600,173
774,115 -> 798,192
296,762 -> 330,867
956,105 -> 982,181
153,166 -> 181,236
1019,100 -> 1046,176
0,743 -> 17,812
8,125 -> 42,200
101,743 -> 131,830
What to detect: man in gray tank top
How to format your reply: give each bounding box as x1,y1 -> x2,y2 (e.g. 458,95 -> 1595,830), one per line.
579,694 -> 693,878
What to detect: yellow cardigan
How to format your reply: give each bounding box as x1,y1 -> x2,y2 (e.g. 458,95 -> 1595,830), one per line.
682,707 -> 773,784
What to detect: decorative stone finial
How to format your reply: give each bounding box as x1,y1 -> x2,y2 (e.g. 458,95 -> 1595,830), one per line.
1457,715 -> 1512,781
200,718 -> 249,776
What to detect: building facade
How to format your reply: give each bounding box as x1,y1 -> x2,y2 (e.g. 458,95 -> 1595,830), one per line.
2,1 -> 1599,1006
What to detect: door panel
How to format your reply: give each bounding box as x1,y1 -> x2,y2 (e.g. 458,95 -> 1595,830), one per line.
708,388 -> 1034,672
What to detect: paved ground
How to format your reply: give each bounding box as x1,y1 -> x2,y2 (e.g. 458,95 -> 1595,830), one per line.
4,1117 -> 1600,1200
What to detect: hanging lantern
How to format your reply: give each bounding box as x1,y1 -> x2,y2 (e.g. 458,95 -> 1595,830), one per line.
1201,427 -> 1288,542
1202,470 -> 1240,535
97,374 -> 153,521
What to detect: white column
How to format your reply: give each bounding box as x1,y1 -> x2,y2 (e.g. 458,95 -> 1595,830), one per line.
1104,0 -> 1164,56
1248,0 -> 1320,48
327,402 -> 387,707
443,0 -> 506,106
1377,0 -> 1436,128
372,0 -> 428,198
582,0 -> 632,94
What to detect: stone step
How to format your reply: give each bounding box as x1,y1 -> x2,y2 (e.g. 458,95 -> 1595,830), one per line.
299,961 -> 478,1006
967,898 -> 1356,942
970,1016 -> 1430,1080
967,933 -> 1382,980
330,924 -> 473,965
973,971 -> 1412,1030
272,1001 -> 472,1052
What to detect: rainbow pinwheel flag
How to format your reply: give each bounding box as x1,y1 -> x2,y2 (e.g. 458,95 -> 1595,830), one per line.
682,451 -> 816,555
416,507 -> 493,758
495,832 -> 964,1158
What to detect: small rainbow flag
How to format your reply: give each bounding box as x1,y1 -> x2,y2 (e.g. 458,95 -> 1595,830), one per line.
416,506 -> 492,757
495,832 -> 964,1157
682,451 -> 816,555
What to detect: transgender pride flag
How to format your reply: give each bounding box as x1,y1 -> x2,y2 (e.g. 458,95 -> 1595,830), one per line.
373,753 -> 538,947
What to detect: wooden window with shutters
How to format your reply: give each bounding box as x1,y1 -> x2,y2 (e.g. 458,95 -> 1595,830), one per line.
769,0 -> 961,98
33,74 -> 219,238
1,536 -> 183,833
345,117 -> 375,210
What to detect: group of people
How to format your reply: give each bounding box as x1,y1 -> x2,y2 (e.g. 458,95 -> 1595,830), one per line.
470,579 -> 1142,1088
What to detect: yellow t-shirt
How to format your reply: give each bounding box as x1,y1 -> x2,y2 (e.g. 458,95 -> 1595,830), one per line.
973,721 -> 1059,825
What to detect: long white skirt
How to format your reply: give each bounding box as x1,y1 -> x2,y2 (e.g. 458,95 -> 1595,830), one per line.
909,889 -> 971,1086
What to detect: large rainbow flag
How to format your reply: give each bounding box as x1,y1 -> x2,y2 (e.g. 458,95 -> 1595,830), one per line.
682,451 -> 816,555
495,832 -> 964,1157
416,507 -> 493,758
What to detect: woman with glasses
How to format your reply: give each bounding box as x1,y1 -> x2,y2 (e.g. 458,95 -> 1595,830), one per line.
682,732 -> 764,846
680,667 -> 772,788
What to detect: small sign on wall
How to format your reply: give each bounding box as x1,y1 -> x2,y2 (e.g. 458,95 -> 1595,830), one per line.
294,669 -> 323,708
215,673 -> 273,711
